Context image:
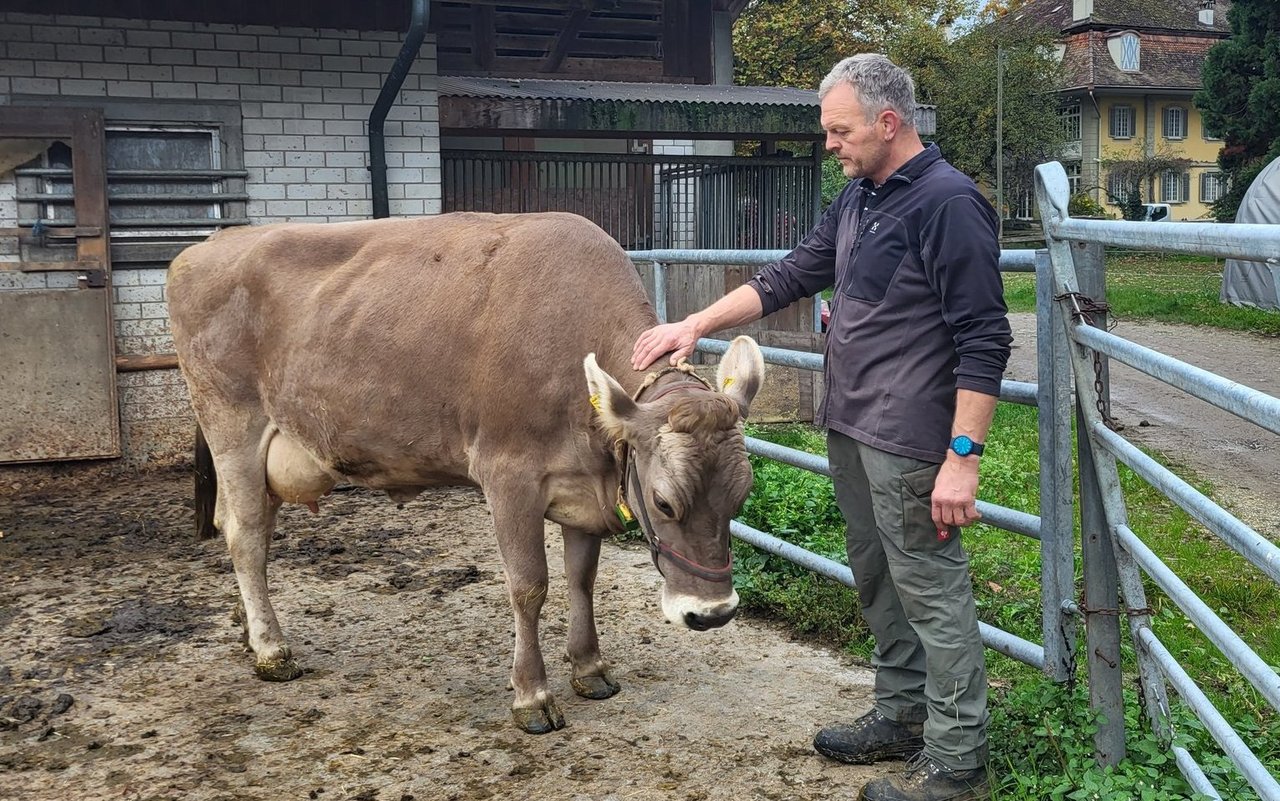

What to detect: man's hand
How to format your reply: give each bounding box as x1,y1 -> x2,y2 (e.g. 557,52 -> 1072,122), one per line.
631,319 -> 702,370
931,456 -> 982,531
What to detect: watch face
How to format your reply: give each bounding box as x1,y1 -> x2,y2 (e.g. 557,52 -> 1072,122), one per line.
952,435 -> 973,456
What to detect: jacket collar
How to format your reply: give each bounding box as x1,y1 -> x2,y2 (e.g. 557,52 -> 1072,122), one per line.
855,143 -> 942,192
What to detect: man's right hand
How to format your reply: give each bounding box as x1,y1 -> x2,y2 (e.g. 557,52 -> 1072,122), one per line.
631,319 -> 702,370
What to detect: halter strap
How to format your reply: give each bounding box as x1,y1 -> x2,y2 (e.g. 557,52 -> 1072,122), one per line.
614,363 -> 734,584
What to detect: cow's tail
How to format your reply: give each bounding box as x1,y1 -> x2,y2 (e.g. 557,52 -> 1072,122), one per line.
194,423 -> 220,540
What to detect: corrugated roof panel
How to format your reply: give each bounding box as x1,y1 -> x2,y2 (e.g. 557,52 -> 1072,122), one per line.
437,77 -> 820,107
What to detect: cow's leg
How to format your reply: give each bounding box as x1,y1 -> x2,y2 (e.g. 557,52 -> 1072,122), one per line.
216,445 -> 302,682
489,485 -> 563,734
562,526 -> 621,700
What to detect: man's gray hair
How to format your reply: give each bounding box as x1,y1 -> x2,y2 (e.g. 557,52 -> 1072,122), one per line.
818,54 -> 918,129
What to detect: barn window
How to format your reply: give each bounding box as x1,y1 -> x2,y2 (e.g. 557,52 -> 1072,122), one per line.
42,126 -> 235,237
13,99 -> 246,263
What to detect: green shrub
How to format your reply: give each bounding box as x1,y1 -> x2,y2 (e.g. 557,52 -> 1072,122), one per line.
1069,192 -> 1111,218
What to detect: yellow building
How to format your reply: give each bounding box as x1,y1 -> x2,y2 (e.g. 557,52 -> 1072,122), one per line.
1005,0 -> 1232,220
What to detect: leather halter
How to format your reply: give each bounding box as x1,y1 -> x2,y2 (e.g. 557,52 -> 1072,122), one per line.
614,365 -> 735,584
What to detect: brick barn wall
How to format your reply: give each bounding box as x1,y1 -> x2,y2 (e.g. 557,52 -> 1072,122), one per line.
0,12 -> 440,464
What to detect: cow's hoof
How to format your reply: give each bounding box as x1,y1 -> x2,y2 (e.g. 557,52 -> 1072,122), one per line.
512,698 -> 565,734
255,657 -> 304,682
571,674 -> 621,700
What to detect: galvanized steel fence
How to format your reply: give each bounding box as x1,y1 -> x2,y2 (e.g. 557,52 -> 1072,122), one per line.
625,160 -> 1280,799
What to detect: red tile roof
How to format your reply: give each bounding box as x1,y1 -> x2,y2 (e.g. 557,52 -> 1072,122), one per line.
995,0 -> 1231,92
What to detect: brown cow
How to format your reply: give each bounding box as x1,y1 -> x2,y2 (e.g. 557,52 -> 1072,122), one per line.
167,212 -> 765,733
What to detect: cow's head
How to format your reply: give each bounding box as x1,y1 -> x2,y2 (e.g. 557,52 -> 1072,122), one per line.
584,336 -> 764,631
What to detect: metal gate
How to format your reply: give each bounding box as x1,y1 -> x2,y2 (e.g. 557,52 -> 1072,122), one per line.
442,149 -> 820,251
0,107 -> 119,462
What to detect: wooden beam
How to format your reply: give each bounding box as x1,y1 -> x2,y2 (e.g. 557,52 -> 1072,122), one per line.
116,353 -> 179,373
0,260 -> 102,272
473,5 -> 496,70
542,10 -> 592,72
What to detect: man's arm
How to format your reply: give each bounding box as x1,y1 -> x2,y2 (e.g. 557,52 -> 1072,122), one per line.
631,284 -> 764,370
631,183 -> 855,371
931,388 -> 998,530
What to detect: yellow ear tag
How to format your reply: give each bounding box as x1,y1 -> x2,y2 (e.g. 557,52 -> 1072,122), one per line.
614,501 -> 640,532
589,393 -> 601,411
722,377 -> 735,390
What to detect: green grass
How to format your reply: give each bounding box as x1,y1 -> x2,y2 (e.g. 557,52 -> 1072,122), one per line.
1002,251 -> 1280,337
737,412 -> 1279,799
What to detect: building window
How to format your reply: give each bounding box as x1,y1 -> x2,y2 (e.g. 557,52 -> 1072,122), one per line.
1107,171 -> 1137,204
1059,103 -> 1081,141
1203,119 -> 1223,141
43,126 -> 231,242
1160,169 -> 1190,203
1119,33 -> 1140,71
12,99 -> 246,263
1014,190 -> 1035,220
1065,161 -> 1082,195
1201,171 -> 1227,203
1110,105 -> 1135,139
1163,106 -> 1187,140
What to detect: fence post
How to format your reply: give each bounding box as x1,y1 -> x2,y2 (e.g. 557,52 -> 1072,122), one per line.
652,260 -> 668,324
1036,249 -> 1077,683
1073,240 -> 1127,765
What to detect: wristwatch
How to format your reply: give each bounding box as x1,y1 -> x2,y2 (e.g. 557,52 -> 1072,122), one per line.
949,435 -> 985,458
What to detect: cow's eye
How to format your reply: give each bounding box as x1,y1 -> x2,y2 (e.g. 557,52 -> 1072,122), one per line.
652,493 -> 675,518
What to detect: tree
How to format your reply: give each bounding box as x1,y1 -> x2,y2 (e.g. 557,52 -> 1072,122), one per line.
1101,144 -> 1192,220
733,0 -> 973,91
895,24 -> 1065,219
733,0 -> 1065,219
1194,0 -> 1280,221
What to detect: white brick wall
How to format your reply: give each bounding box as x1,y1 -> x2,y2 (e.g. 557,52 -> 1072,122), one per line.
0,12 -> 442,464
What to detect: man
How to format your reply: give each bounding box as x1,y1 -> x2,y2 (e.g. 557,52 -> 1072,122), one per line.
631,54 -> 1010,801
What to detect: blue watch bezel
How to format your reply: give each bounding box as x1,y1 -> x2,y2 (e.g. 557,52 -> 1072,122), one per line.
950,435 -> 982,457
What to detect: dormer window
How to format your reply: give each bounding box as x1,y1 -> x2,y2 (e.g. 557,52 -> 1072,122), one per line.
1118,32 -> 1140,71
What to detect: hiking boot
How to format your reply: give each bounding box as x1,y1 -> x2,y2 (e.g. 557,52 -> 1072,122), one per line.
858,752 -> 991,801
813,708 -> 925,764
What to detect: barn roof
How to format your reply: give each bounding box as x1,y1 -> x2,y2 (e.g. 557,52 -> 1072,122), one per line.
438,76 -> 938,139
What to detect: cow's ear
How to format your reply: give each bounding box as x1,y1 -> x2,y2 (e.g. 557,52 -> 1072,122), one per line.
583,353 -> 639,440
715,335 -> 765,419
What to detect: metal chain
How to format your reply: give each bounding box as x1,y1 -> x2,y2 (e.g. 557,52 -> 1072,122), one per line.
1076,598 -> 1154,618
1054,291 -> 1124,431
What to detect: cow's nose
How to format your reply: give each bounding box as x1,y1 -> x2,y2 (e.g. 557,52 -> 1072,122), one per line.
684,607 -> 736,631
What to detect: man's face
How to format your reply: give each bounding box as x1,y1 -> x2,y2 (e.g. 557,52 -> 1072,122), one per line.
820,83 -> 890,182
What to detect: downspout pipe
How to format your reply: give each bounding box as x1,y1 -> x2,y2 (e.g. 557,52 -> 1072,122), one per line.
370,0 -> 429,219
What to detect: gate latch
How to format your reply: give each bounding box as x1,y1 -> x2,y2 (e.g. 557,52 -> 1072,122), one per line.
78,269 -> 107,289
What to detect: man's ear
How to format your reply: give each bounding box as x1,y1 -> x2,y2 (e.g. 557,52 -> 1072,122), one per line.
583,353 -> 639,441
879,109 -> 900,140
715,336 -> 765,419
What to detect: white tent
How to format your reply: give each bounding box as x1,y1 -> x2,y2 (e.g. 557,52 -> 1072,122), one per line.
1221,155 -> 1280,310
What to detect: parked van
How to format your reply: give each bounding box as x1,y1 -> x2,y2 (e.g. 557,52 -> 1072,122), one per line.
1142,203 -> 1173,222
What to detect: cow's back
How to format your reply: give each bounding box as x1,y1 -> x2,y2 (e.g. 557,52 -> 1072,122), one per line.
168,212 -> 657,487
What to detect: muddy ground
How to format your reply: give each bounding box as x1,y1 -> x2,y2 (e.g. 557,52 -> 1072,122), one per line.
0,470 -> 883,801
2,316 -> 1276,801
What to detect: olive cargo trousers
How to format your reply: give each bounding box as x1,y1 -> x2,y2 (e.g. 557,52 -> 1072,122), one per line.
827,430 -> 989,771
